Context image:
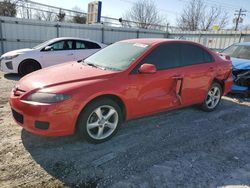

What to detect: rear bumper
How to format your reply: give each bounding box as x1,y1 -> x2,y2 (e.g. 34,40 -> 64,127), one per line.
223,75 -> 234,95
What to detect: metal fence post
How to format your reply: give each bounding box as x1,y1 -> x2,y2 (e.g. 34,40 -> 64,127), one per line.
198,32 -> 202,43
136,29 -> 139,38
165,27 -> 169,38
0,19 -> 4,55
238,32 -> 242,43
101,25 -> 104,43
56,24 -> 60,37
165,23 -> 169,38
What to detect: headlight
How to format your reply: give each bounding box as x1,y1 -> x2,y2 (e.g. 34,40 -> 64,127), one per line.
3,54 -> 19,60
25,92 -> 71,103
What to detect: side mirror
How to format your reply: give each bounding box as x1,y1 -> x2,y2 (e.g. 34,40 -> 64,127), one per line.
44,46 -> 53,51
138,63 -> 157,74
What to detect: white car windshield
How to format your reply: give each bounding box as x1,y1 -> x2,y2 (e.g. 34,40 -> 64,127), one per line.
222,44 -> 250,60
32,39 -> 57,49
84,42 -> 150,71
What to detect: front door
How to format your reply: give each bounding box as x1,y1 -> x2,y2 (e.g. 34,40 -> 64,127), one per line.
127,43 -> 183,117
41,40 -> 75,67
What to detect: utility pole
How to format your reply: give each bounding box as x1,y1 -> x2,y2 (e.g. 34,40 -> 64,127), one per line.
234,8 -> 246,31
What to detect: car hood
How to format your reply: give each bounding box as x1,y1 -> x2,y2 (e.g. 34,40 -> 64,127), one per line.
1,48 -> 35,57
231,57 -> 250,70
17,62 -> 118,91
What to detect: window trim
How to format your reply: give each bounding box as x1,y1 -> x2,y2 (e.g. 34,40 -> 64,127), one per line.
130,42 -> 215,74
180,43 -> 215,67
41,40 -> 74,51
73,40 -> 101,50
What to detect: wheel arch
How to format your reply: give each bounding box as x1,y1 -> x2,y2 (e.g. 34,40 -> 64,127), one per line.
77,94 -> 127,124
212,78 -> 224,93
18,58 -> 42,74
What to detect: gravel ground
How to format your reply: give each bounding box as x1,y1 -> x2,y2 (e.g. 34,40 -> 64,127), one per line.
0,72 -> 250,188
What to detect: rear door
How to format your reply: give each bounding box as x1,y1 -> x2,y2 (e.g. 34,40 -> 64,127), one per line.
128,43 -> 183,117
177,43 -> 217,104
73,40 -> 101,61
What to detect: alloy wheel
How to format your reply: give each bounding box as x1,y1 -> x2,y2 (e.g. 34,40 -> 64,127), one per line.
86,105 -> 119,140
205,86 -> 221,109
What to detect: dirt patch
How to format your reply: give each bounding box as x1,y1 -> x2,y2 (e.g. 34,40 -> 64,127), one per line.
0,72 -> 250,187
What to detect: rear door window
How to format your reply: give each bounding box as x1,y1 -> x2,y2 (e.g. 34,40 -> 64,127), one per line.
75,41 -> 86,49
74,40 -> 101,50
85,41 -> 101,49
180,43 -> 213,66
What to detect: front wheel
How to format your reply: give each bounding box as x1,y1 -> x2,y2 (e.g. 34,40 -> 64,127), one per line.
19,60 -> 41,76
76,98 -> 122,143
201,82 -> 222,112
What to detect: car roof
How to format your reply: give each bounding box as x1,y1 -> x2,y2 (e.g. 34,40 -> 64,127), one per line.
51,37 -> 103,44
236,42 -> 250,46
120,38 -> 199,45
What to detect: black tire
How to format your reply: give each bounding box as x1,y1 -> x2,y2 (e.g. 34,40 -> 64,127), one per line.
19,59 -> 41,76
76,98 -> 122,144
200,82 -> 222,112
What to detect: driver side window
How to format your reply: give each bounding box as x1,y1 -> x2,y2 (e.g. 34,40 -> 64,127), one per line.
140,43 -> 181,70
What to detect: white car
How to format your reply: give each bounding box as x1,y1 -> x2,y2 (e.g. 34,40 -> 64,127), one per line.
0,37 -> 106,75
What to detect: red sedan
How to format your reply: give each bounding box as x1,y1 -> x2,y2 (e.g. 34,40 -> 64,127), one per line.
9,39 -> 233,143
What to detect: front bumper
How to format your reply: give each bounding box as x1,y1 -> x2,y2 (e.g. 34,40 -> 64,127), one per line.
0,58 -> 19,73
231,69 -> 250,93
9,93 -> 79,136
231,84 -> 249,94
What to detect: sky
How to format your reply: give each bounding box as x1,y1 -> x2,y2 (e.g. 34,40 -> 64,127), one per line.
32,0 -> 250,28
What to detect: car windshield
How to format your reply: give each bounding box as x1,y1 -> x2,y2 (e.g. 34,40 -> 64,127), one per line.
83,42 -> 150,71
222,44 -> 250,60
32,39 -> 56,49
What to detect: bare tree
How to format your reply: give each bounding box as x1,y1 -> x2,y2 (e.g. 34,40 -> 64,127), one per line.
17,0 -> 32,19
200,6 -> 228,30
34,9 -> 55,21
123,0 -> 163,29
56,9 -> 66,22
177,0 -> 228,31
0,0 -> 17,17
71,6 -> 86,24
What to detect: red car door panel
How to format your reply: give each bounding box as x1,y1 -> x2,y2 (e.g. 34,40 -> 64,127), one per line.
176,43 -> 218,105
177,62 -> 218,105
127,69 -> 182,117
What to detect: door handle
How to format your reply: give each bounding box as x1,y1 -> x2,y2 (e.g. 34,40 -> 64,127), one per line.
67,53 -> 74,56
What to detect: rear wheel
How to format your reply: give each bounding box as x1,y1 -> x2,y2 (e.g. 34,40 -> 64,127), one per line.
19,60 -> 41,76
77,98 -> 122,143
201,82 -> 222,112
